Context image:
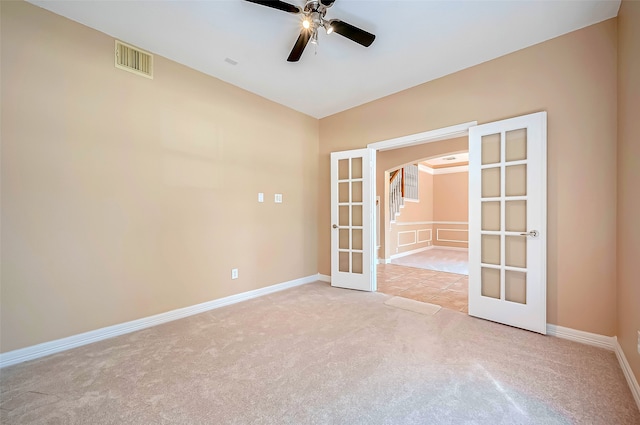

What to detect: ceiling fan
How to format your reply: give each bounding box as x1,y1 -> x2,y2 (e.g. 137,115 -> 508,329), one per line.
245,0 -> 376,62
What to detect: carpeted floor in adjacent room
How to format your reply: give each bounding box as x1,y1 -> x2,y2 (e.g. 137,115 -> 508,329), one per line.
1,281 -> 638,424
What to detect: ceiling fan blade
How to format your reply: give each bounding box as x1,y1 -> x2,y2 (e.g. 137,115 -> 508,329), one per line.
287,30 -> 311,62
320,0 -> 336,6
245,0 -> 301,14
329,19 -> 375,47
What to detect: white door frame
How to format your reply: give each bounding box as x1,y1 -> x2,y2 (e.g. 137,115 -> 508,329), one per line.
366,121 -> 478,271
368,122 -> 478,152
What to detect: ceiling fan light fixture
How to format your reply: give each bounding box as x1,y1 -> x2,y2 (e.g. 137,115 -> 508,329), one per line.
325,24 -> 333,34
302,18 -> 311,29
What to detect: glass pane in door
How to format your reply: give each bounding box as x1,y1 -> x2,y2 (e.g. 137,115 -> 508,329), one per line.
339,182 -> 349,203
505,236 -> 526,268
352,205 -> 362,227
338,159 -> 349,180
339,252 -> 349,272
339,229 -> 349,250
506,201 -> 526,232
352,229 -> 363,250
481,235 -> 500,265
506,129 -> 527,162
352,181 -> 362,202
482,168 -> 501,198
505,271 -> 526,304
339,206 -> 349,226
482,134 -> 501,165
481,267 -> 500,299
351,157 -> 362,179
482,201 -> 500,231
506,165 -> 526,196
352,252 -> 363,274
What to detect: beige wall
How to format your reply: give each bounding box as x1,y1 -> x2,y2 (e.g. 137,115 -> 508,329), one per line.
319,19 -> 618,336
0,2 -> 318,352
617,1 -> 640,384
433,171 -> 468,248
433,172 -> 468,222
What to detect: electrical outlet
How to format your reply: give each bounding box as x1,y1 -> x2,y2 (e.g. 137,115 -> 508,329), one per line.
275,194 -> 283,203
231,268 -> 238,280
258,193 -> 264,203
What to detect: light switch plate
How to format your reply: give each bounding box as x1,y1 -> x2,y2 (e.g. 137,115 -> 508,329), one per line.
258,193 -> 264,203
275,194 -> 283,203
231,268 -> 238,280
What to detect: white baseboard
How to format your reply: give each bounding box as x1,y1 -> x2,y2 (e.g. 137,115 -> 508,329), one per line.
0,274 -> 320,368
390,246 -> 433,260
546,325 -> 640,410
614,337 -> 640,411
377,258 -> 392,264
432,246 -> 469,252
317,274 -> 331,283
546,324 -> 615,350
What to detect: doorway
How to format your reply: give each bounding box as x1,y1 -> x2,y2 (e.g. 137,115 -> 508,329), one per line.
330,113 -> 547,334
376,149 -> 470,313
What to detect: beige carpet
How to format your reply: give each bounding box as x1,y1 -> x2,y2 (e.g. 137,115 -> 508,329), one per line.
1,282 -> 639,424
384,296 -> 442,315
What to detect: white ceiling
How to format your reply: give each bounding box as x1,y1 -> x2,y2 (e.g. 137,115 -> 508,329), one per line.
423,152 -> 469,167
28,0 -> 620,119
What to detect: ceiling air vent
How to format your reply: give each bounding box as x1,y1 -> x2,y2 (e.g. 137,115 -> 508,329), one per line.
115,40 -> 153,79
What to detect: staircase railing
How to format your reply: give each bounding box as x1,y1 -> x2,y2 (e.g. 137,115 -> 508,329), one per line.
389,169 -> 404,222
389,164 -> 419,223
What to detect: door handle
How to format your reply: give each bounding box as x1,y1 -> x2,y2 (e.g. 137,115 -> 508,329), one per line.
519,230 -> 539,238
332,224 -> 339,229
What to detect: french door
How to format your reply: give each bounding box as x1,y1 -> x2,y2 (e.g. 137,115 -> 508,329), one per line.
330,148 -> 376,291
468,112 -> 547,334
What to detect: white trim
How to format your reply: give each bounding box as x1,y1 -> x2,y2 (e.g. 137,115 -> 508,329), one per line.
418,164 -> 434,174
404,198 -> 419,203
378,258 -> 392,264
614,337 -> 640,411
390,246 -> 433,260
0,274 -> 320,368
397,230 -> 417,247
433,165 -> 469,175
546,324 -> 615,350
418,164 -> 468,175
431,246 -> 469,252
436,228 -> 469,243
395,221 -> 468,226
368,121 -> 477,151
317,274 -> 331,283
545,326 -> 639,411
417,229 -> 432,243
